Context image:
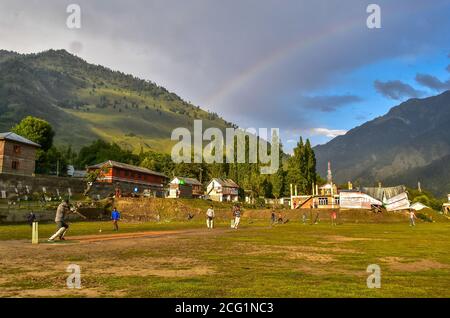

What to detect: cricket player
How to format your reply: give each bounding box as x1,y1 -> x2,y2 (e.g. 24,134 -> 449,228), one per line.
233,205 -> 241,229
206,205 -> 215,229
111,207 -> 121,231
331,211 -> 337,226
48,200 -> 72,241
409,209 -> 417,227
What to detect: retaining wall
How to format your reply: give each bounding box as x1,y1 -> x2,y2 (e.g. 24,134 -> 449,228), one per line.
114,197 -> 409,223
0,174 -> 86,199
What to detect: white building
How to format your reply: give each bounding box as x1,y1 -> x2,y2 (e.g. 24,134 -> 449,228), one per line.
168,176 -> 203,198
442,194 -> 450,214
206,178 -> 239,202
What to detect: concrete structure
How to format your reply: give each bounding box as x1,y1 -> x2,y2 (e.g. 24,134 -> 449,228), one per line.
87,160 -> 168,197
168,177 -> 203,198
67,165 -> 87,178
0,132 -> 40,176
312,161 -> 339,208
288,162 -> 409,212
289,182 -> 409,212
206,178 -> 239,202
290,180 -> 339,209
0,173 -> 86,202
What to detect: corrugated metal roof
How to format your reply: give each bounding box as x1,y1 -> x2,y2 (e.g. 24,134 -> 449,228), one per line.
88,160 -> 168,178
362,185 -> 407,201
0,132 -> 41,147
178,177 -> 202,185
211,178 -> 239,188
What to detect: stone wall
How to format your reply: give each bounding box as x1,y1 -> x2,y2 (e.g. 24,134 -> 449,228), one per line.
0,208 -> 83,223
0,174 -> 86,199
113,197 -> 409,223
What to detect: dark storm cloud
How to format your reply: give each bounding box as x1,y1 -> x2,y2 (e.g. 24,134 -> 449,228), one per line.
0,0 -> 449,133
300,95 -> 363,112
415,73 -> 450,91
374,80 -> 424,100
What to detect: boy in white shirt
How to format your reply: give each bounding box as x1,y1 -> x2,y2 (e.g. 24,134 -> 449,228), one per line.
206,206 -> 215,229
409,210 -> 417,227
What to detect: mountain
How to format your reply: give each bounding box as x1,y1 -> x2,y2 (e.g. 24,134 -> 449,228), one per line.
0,49 -> 234,153
314,90 -> 450,196
383,154 -> 450,196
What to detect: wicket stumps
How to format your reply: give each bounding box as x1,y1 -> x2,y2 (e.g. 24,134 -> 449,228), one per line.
32,222 -> 39,244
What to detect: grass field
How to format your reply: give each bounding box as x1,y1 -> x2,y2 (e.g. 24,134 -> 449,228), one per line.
0,219 -> 449,298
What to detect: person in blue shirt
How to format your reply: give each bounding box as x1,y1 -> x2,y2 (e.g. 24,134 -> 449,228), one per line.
111,207 -> 121,231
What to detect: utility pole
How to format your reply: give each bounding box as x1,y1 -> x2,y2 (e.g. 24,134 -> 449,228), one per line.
199,167 -> 203,184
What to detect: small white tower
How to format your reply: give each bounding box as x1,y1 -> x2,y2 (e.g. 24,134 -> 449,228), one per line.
327,161 -> 333,185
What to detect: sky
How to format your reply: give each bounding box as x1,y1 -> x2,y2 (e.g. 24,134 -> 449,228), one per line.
0,0 -> 449,152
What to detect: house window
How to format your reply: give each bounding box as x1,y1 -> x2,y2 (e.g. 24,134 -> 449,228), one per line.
13,145 -> 21,155
12,161 -> 19,170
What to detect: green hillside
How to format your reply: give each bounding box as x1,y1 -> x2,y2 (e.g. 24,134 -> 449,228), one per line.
0,49 -> 235,153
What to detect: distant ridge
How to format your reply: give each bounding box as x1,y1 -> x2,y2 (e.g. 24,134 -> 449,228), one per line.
314,90 -> 450,196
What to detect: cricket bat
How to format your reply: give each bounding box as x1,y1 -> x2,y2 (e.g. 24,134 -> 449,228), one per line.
71,206 -> 87,219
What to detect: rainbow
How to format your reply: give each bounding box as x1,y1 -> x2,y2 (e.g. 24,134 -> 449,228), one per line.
205,20 -> 360,107
204,1 -> 435,108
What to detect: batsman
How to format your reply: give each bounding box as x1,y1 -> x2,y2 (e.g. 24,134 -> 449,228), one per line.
48,199 -> 78,242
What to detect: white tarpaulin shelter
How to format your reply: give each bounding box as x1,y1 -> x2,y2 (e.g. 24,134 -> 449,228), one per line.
410,202 -> 429,211
339,191 -> 382,209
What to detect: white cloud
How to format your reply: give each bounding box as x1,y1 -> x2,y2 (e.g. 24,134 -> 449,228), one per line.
310,128 -> 347,138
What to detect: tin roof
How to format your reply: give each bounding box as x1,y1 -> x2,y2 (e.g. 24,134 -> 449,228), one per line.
362,185 -> 407,201
0,132 -> 41,147
88,160 -> 168,178
210,178 -> 239,188
172,177 -> 202,186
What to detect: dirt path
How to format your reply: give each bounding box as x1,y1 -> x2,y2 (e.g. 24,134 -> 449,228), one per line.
67,227 -> 233,243
68,230 -> 186,243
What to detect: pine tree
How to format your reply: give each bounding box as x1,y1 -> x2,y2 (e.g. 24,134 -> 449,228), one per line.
304,139 -> 317,194
286,137 -> 317,195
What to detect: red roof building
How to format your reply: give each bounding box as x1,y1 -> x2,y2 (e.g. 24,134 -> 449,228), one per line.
87,160 -> 168,194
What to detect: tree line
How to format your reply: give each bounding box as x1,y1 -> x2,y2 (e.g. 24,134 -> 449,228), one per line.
11,116 -> 319,199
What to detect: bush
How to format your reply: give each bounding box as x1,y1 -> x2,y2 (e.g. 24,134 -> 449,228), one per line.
416,212 -> 433,223
409,188 -> 445,211
255,198 -> 266,208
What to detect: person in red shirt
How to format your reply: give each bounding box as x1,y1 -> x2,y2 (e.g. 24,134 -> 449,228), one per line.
331,211 -> 337,226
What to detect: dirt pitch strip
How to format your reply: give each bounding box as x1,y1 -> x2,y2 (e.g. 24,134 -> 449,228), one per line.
67,230 -> 189,243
